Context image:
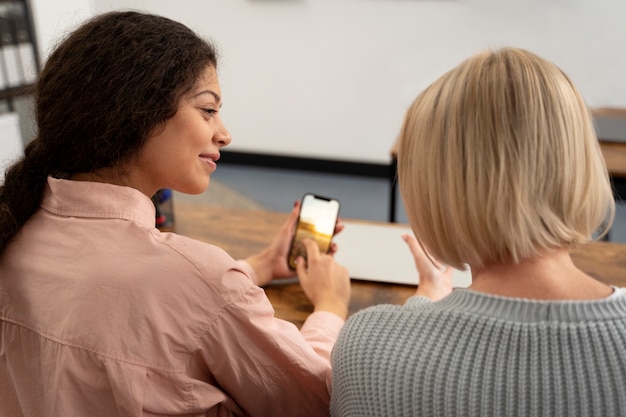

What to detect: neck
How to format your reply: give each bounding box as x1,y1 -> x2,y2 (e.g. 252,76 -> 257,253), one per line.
468,248 -> 612,300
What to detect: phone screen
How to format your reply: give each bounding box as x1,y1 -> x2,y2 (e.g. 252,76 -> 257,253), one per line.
288,193 -> 341,270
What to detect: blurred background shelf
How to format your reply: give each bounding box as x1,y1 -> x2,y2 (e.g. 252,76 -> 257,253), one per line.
0,0 -> 39,111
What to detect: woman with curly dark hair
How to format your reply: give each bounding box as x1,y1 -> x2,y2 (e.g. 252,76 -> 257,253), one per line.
0,10 -> 350,417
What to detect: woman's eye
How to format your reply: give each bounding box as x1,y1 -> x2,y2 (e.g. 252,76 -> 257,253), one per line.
202,108 -> 217,116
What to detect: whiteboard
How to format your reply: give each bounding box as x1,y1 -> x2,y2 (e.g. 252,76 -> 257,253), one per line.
36,0 -> 626,164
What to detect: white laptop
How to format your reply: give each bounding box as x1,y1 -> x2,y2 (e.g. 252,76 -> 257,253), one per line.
333,221 -> 472,288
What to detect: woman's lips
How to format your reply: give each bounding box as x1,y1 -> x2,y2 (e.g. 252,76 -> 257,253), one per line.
199,154 -> 218,170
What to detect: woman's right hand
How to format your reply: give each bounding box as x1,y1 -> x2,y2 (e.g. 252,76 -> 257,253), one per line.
295,239 -> 351,320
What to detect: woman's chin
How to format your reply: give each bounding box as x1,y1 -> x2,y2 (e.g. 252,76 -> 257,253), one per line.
197,178 -> 212,194
177,179 -> 210,195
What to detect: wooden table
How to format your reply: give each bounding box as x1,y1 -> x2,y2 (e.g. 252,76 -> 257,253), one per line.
600,142 -> 626,206
172,202 -> 626,327
600,141 -> 626,179
579,109 -> 626,237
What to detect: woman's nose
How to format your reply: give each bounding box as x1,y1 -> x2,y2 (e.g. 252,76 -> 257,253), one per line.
215,118 -> 232,147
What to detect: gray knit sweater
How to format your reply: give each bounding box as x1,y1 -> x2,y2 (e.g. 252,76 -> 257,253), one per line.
330,288 -> 626,416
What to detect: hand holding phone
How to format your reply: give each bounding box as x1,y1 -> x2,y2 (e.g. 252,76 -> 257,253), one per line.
287,193 -> 341,270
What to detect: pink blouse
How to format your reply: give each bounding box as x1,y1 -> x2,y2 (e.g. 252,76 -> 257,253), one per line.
0,177 -> 344,417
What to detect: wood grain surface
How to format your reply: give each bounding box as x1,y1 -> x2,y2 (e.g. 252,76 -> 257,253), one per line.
173,202 -> 626,327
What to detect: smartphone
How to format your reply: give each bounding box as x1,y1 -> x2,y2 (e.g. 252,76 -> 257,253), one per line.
287,193 -> 341,270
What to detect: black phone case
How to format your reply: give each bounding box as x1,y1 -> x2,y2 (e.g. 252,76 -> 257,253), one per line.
287,193 -> 340,270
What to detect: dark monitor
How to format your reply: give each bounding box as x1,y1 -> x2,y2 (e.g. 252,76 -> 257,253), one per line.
594,109 -> 626,143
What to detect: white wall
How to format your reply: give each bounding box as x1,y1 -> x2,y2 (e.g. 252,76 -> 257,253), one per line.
34,0 -> 626,164
29,0 -> 95,60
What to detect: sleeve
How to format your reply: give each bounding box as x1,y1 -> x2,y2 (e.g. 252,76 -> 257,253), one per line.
199,275 -> 344,417
235,259 -> 259,285
300,311 -> 344,361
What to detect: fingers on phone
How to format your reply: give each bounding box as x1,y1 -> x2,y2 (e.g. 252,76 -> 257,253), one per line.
328,242 -> 339,255
301,238 -> 321,258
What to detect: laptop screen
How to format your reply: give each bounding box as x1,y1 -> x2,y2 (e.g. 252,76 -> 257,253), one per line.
333,221 -> 472,288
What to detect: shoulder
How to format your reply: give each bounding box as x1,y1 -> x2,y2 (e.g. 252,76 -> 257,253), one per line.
333,293 -> 476,361
341,297 -> 436,334
334,303 -> 427,358
140,229 -> 258,304
153,230 -> 236,271
128,230 -> 271,343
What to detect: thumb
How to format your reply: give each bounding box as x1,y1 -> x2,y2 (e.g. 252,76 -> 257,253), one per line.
295,256 -> 308,279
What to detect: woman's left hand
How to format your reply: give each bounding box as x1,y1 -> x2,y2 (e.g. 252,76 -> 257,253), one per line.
402,233 -> 453,300
245,200 -> 344,286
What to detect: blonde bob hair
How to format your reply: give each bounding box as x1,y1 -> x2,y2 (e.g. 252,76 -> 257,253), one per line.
398,47 -> 615,270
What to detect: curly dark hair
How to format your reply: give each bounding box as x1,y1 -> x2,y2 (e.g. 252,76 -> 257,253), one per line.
0,10 -> 218,254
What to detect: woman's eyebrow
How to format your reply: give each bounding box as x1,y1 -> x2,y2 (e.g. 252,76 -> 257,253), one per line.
194,90 -> 221,103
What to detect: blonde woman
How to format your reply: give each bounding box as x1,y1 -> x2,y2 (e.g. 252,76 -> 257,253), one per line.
331,48 -> 625,416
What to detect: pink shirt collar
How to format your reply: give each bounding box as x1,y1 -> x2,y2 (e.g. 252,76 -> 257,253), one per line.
41,176 -> 157,229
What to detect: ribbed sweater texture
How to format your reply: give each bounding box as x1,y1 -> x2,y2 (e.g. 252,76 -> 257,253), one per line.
330,289 -> 626,416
